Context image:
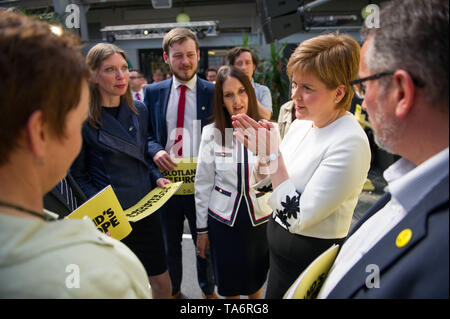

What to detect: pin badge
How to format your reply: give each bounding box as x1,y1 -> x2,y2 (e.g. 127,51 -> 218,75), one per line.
201,106 -> 206,111
396,228 -> 412,248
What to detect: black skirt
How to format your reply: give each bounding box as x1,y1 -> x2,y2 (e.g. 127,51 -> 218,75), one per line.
208,202 -> 269,296
121,210 -> 167,277
265,217 -> 345,299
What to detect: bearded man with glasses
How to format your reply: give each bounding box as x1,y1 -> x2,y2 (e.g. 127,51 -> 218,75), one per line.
317,0 -> 449,298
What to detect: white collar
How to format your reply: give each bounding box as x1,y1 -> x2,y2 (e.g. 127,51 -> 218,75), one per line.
173,74 -> 197,91
384,147 -> 449,211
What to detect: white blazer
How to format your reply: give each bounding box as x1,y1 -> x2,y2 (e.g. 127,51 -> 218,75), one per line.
195,124 -> 272,233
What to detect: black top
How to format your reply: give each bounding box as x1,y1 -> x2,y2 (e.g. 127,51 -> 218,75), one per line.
102,106 -> 120,118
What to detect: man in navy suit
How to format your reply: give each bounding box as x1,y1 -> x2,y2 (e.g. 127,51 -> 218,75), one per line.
316,0 -> 448,298
144,28 -> 216,299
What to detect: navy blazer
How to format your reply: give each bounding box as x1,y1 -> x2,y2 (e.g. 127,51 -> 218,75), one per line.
327,173 -> 449,298
143,77 -> 215,158
70,101 -> 163,209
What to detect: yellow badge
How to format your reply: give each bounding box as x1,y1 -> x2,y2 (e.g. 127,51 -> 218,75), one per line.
396,228 -> 413,248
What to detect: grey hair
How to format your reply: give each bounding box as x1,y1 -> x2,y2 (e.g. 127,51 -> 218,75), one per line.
362,0 -> 449,108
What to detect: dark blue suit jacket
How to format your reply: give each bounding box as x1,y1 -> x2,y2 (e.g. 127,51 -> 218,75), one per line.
327,173 -> 449,298
70,101 -> 163,209
143,77 -> 215,158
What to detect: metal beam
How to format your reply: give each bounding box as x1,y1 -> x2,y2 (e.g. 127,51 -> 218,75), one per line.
100,20 -> 219,41
0,0 -> 53,8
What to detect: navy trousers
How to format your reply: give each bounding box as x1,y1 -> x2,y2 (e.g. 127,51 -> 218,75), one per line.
159,194 -> 215,295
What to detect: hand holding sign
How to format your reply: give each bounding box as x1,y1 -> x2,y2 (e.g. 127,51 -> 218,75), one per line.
160,157 -> 197,195
68,183 -> 183,240
68,185 -> 132,241
156,177 -> 172,189
153,150 -> 177,171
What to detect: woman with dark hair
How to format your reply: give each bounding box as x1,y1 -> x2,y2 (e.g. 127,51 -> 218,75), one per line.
195,66 -> 272,299
70,43 -> 172,298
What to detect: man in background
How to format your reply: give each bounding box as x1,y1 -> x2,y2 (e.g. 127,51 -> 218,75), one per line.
228,47 -> 272,120
130,69 -> 145,102
205,68 -> 217,83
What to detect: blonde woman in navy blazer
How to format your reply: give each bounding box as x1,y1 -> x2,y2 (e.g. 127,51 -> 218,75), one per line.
195,66 -> 272,298
70,43 -> 172,299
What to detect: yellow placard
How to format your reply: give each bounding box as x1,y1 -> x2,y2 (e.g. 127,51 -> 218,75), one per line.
68,185 -> 132,241
125,181 -> 183,222
160,157 -> 197,195
284,244 -> 340,299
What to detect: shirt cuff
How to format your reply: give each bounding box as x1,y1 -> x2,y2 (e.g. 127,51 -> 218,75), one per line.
196,227 -> 208,234
250,171 -> 272,192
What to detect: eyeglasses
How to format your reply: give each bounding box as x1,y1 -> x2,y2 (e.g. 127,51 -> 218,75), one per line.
350,71 -> 425,99
130,76 -> 143,79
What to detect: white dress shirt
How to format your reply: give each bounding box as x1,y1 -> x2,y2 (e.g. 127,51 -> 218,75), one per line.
317,147 -> 449,298
132,89 -> 144,102
165,75 -> 200,158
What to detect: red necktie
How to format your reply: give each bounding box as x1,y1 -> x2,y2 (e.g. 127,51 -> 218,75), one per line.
175,85 -> 187,157
135,92 -> 141,101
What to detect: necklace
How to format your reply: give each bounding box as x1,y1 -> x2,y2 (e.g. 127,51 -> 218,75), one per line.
0,200 -> 50,221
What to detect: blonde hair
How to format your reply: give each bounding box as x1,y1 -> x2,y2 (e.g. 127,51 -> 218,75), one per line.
287,33 -> 360,110
86,43 -> 136,128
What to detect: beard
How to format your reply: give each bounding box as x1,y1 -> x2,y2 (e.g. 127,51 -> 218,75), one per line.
373,129 -> 395,154
170,64 -> 198,82
369,92 -> 402,155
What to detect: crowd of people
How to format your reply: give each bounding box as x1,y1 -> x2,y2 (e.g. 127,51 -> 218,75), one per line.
0,0 -> 448,299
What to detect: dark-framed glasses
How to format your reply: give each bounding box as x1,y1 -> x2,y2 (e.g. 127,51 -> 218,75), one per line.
350,71 -> 425,99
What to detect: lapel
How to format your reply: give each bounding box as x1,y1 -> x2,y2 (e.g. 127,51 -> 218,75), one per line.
196,78 -> 211,127
98,103 -> 147,165
160,79 -> 173,145
328,174 -> 449,298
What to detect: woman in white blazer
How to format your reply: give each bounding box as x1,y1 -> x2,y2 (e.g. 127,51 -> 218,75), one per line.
195,66 -> 272,299
232,33 -> 371,298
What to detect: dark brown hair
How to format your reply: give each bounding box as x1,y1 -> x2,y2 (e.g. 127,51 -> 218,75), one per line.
213,66 -> 261,146
86,43 -> 136,128
227,47 -> 259,67
0,10 -> 90,166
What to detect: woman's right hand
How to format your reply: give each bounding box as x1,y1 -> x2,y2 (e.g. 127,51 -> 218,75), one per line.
153,150 -> 177,171
196,233 -> 210,259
